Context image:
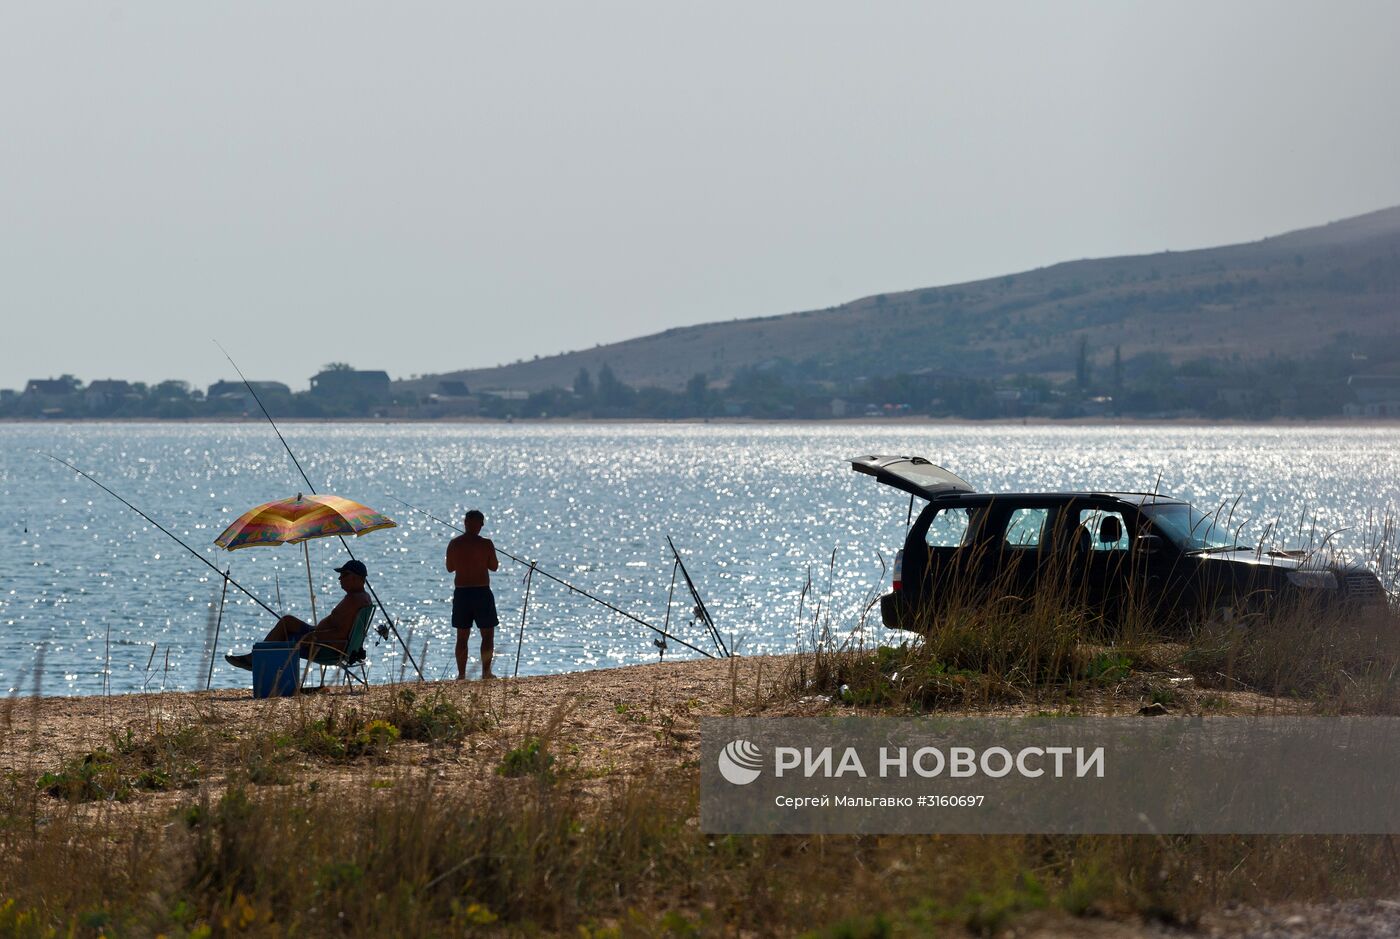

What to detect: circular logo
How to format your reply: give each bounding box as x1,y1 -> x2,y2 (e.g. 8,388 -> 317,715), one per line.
717,739 -> 763,785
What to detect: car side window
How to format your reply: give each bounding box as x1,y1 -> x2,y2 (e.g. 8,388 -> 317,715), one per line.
1078,509 -> 1129,552
1003,507 -> 1048,547
925,508 -> 971,548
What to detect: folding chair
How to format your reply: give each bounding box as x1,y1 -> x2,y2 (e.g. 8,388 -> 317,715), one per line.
305,604 -> 374,689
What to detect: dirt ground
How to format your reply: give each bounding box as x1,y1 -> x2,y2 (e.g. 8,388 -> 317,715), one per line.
2,655 -> 1396,938
0,652 -> 1303,784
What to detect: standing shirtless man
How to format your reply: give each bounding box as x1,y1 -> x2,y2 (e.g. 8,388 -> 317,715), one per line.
446,509 -> 500,679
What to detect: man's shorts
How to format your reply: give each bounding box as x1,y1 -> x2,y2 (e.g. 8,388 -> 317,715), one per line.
452,586 -> 499,633
278,616 -> 314,642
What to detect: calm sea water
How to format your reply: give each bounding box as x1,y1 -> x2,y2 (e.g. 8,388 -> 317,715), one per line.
2,422 -> 1397,696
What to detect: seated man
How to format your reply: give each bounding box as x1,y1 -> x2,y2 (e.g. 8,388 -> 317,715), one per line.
225,559 -> 373,670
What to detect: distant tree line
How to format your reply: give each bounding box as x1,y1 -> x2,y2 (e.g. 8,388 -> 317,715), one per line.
474,342 -> 1388,421
0,365 -> 406,420
4,341 -> 1393,421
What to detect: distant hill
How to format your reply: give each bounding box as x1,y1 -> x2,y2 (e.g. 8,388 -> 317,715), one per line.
402,206 -> 1400,395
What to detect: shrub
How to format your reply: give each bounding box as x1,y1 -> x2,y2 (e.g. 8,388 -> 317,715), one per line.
295,711 -> 400,760
37,725 -> 207,802
37,750 -> 129,802
385,689 -> 488,743
498,738 -> 554,779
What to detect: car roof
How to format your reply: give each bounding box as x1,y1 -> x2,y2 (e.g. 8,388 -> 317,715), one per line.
849,457 -> 1190,507
925,491 -> 1188,507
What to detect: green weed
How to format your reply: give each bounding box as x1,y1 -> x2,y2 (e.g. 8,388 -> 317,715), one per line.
37,726 -> 206,802
294,711 -> 400,760
498,738 -> 554,780
386,688 -> 488,744
1082,650 -> 1134,683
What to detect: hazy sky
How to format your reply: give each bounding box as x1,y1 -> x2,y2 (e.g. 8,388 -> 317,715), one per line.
3,2 -> 1398,391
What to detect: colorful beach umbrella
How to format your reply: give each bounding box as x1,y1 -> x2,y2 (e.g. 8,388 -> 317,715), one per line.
215,493 -> 396,550
214,493 -> 395,624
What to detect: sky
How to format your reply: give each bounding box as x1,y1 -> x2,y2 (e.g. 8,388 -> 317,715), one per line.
2,2 -> 1398,392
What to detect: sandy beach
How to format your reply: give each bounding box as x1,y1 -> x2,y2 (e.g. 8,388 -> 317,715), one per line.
0,650 -> 1305,794
3,654 -> 1398,937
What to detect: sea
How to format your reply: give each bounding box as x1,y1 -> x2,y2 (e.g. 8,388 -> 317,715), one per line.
2,422 -> 1397,696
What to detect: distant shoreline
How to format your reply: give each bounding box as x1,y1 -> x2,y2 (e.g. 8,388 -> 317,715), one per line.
1,415 -> 1397,428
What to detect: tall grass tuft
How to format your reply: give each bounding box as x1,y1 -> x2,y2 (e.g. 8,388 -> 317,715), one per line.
788,514 -> 1400,714
3,751 -> 1399,936
786,542 -> 1163,709
1181,599 -> 1400,712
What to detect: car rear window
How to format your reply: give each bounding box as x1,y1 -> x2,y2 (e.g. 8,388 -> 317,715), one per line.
925,507 -> 972,547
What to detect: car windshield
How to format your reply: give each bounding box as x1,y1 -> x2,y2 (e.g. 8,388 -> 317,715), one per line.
1140,503 -> 1247,552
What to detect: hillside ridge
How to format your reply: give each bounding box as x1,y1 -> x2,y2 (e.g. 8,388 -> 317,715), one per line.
403,205 -> 1400,394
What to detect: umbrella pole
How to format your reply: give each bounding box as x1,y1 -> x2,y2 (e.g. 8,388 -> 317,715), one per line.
304,541 -> 318,625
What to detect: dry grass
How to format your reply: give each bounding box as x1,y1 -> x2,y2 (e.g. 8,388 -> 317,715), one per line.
1,573 -> 1398,936
787,529 -> 1400,717
3,744 -> 1400,937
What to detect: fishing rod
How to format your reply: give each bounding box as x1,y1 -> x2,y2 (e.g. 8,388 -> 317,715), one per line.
666,535 -> 730,658
387,496 -> 716,659
215,340 -> 425,681
40,452 -> 279,617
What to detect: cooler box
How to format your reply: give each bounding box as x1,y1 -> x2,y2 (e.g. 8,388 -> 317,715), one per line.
252,641 -> 302,698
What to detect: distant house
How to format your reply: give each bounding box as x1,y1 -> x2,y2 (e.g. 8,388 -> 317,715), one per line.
1344,375 -> 1400,418
24,378 -> 75,397
1080,395 -> 1114,418
309,370 -> 390,400
993,388 -> 1024,417
21,378 -> 79,413
478,389 -> 529,402
207,380 -> 292,414
207,377 -> 289,400
423,380 -> 479,417
84,379 -> 133,412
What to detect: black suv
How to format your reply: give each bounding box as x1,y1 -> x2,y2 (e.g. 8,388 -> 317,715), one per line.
852,456 -> 1389,631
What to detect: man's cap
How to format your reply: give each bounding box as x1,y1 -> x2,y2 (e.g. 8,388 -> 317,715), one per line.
334,559 -> 368,578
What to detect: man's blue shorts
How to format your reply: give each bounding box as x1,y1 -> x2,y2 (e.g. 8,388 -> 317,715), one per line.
452,586 -> 499,633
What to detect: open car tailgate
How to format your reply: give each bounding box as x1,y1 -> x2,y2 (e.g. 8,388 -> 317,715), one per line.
849,455 -> 976,500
